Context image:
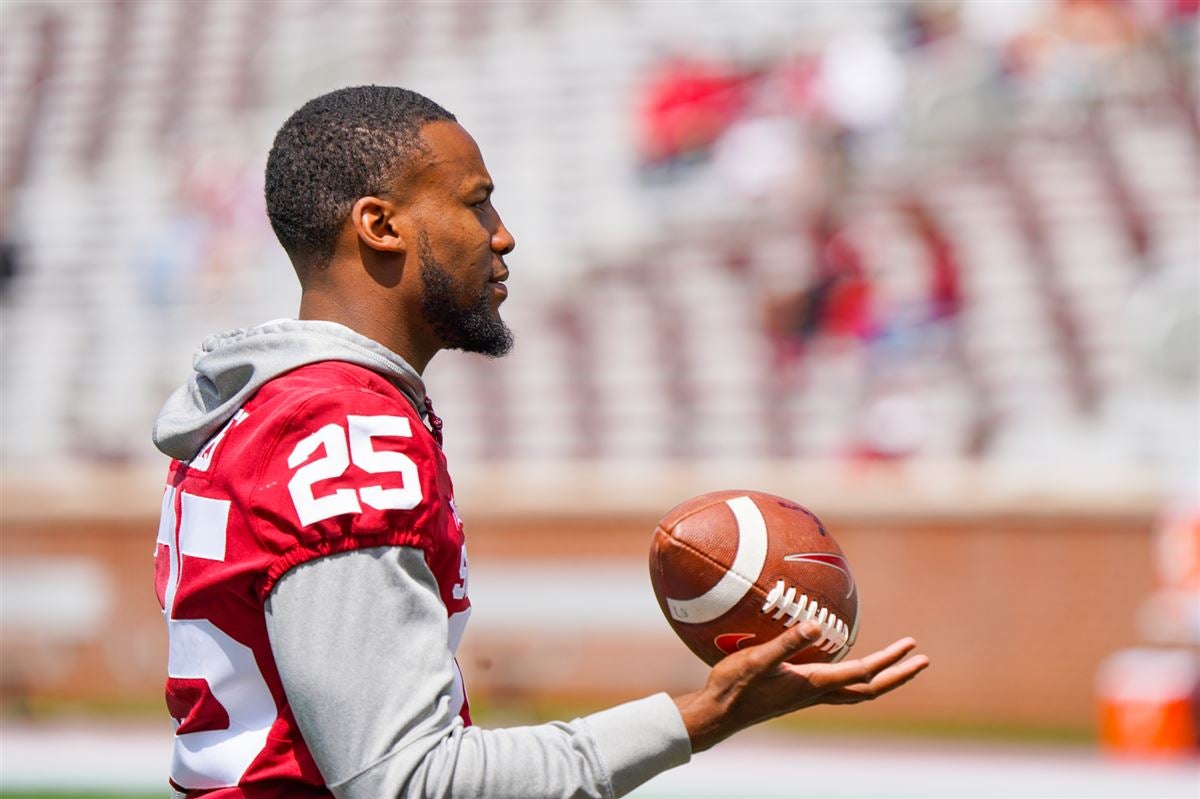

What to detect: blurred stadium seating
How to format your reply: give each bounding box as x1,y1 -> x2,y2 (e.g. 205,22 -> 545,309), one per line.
0,0 -> 1195,471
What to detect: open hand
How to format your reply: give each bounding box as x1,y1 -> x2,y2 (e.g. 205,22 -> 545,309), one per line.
673,620 -> 930,752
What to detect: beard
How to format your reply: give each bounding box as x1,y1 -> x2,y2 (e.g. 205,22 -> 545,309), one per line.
417,236 -> 514,358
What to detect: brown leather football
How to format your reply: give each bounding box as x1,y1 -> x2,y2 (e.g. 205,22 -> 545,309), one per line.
649,490 -> 859,667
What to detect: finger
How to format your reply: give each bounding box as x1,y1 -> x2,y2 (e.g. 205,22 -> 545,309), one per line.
752,620 -> 824,670
804,637 -> 917,690
826,654 -> 930,704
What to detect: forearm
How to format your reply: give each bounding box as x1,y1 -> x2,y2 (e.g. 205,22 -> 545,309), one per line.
334,695 -> 687,799
266,547 -> 690,799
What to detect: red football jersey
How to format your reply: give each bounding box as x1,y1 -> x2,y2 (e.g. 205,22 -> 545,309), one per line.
153,362 -> 471,796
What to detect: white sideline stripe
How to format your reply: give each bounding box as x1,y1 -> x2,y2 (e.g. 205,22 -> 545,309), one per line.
0,722 -> 174,791
628,734 -> 1200,796
665,496 -> 767,624
179,492 -> 230,561
630,737 -> 1200,798
3,723 -> 1198,798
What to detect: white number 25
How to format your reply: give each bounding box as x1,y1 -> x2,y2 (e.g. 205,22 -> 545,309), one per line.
286,415 -> 422,527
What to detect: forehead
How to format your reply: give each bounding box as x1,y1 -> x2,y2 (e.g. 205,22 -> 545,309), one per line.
409,120 -> 492,192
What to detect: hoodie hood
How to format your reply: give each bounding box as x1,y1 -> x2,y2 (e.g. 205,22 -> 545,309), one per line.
153,319 -> 427,461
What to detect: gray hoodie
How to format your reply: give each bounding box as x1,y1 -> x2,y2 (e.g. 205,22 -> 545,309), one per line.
154,320 -> 691,799
153,318 -> 428,461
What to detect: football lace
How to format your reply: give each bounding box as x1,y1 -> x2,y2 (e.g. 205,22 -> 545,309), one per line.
761,580 -> 851,654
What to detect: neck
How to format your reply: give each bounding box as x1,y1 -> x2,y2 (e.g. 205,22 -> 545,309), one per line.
298,289 -> 438,374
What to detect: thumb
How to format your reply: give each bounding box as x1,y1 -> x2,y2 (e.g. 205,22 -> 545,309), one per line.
758,620 -> 823,668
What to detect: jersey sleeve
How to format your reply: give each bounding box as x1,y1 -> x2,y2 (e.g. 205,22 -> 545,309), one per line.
249,386 -> 445,599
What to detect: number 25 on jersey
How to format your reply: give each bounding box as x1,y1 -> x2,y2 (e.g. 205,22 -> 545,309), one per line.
287,415 -> 423,526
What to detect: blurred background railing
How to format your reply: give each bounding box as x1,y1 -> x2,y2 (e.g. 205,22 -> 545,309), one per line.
0,0 -> 1197,790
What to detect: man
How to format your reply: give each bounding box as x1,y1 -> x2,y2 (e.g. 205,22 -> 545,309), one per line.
152,85 -> 929,798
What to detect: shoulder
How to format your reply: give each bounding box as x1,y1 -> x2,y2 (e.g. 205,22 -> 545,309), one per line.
233,362 -> 428,459
252,361 -> 420,418
240,362 -> 441,510
201,362 -> 449,588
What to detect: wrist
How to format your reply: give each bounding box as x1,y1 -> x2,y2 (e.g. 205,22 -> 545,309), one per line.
672,690 -> 725,754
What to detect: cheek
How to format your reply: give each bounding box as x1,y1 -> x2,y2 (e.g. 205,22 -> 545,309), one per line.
464,229 -> 495,277
448,231 -> 489,271
471,218 -> 494,257
461,208 -> 494,248
440,214 -> 488,255
428,212 -> 493,279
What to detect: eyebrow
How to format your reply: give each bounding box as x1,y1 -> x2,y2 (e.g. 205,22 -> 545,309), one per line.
467,180 -> 494,197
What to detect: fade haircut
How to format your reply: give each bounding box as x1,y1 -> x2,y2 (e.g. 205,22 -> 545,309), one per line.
265,85 -> 456,270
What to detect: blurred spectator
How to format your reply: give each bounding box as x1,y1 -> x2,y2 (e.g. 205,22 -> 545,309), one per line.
1156,507 -> 1200,594
763,205 -> 874,366
807,209 -> 874,340
139,173 -> 212,309
712,53 -> 825,202
900,0 -> 962,50
758,52 -> 825,119
0,235 -> 18,303
899,195 -> 963,322
712,114 -> 807,201
903,0 -> 1015,154
763,194 -> 960,367
637,55 -> 758,173
818,29 -> 905,134
1009,0 -> 1146,111
851,375 -> 935,462
138,154 -> 265,310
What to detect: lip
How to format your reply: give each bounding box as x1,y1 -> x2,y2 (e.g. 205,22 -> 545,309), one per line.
489,281 -> 508,298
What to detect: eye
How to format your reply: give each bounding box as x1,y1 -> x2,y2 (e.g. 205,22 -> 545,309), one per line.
469,187 -> 494,210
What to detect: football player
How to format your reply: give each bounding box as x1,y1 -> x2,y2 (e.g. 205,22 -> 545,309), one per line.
152,85 -> 929,798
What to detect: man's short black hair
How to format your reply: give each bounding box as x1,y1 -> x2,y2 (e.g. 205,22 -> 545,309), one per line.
265,85 -> 455,270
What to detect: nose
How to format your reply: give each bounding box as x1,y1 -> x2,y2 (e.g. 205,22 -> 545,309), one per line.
492,214 -> 515,256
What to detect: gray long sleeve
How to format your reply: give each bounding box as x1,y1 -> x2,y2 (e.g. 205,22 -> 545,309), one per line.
265,547 -> 691,798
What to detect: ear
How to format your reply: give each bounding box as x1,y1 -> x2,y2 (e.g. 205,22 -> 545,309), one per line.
352,196 -> 406,254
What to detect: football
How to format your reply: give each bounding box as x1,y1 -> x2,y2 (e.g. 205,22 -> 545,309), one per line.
649,489 -> 859,667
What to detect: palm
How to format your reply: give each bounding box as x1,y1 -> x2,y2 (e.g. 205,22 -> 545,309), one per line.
675,621 -> 930,752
